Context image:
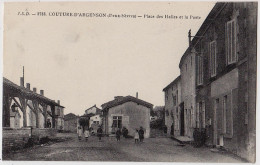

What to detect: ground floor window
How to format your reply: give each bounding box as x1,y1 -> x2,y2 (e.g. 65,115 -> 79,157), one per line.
112,116 -> 122,129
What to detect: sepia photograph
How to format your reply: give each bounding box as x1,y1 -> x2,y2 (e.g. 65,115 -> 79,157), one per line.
1,1 -> 257,163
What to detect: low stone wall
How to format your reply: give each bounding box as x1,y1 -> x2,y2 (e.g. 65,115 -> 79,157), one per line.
2,127 -> 31,152
32,128 -> 57,138
2,127 -> 58,153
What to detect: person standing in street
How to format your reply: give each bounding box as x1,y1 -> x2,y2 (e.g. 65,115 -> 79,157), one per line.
134,129 -> 139,144
78,126 -> 82,140
139,126 -> 145,143
116,128 -> 121,141
97,126 -> 103,141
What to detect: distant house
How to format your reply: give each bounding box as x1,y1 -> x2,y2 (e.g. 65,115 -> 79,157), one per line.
163,75 -> 181,137
64,113 -> 79,133
89,114 -> 102,133
85,105 -> 101,115
101,95 -> 153,138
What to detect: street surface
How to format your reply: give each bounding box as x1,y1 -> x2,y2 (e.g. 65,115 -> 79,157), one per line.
3,133 -> 245,162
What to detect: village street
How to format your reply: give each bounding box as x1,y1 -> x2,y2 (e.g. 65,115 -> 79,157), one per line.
3,133 -> 245,162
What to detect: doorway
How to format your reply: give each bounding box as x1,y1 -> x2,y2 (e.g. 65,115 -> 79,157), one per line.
180,103 -> 185,136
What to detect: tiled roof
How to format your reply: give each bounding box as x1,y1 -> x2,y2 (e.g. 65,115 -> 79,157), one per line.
3,77 -> 64,108
85,105 -> 101,112
101,95 -> 153,110
64,113 -> 78,120
163,75 -> 181,91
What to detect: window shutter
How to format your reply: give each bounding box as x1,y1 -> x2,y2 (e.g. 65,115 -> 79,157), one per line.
225,22 -> 228,65
231,20 -> 236,62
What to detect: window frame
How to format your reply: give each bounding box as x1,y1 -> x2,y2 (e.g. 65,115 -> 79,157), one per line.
226,19 -> 237,65
209,40 -> 217,77
197,55 -> 204,85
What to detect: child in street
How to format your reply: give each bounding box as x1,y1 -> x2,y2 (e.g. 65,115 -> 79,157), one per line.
116,128 -> 121,141
78,126 -> 82,140
85,129 -> 90,141
134,129 -> 139,144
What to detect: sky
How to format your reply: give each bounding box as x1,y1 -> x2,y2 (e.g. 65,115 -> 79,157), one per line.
3,2 -> 215,115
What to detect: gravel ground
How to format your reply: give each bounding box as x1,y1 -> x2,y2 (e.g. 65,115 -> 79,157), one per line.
2,133 -> 246,162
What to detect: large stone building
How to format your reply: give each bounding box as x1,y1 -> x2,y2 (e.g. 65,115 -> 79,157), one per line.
163,2 -> 256,162
101,95 -> 153,138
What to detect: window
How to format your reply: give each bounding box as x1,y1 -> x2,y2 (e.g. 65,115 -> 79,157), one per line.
209,41 -> 217,77
112,116 -> 122,129
172,94 -> 177,106
226,19 -> 237,65
176,90 -> 178,104
197,55 -> 203,85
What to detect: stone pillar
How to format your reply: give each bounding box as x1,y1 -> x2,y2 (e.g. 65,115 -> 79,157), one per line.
34,102 -> 39,128
51,105 -> 56,128
3,94 -> 10,127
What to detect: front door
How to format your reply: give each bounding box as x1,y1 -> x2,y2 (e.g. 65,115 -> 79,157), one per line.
213,99 -> 219,146
180,103 -> 185,136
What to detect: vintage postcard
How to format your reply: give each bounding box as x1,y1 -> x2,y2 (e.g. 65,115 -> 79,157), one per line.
1,1 -> 257,163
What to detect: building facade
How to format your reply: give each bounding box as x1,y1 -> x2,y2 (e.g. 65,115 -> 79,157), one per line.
163,2 -> 256,162
85,105 -> 101,115
163,76 -> 181,137
179,48 -> 197,138
102,95 -> 152,138
190,2 -> 256,162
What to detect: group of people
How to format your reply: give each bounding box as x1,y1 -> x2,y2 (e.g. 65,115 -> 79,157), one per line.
134,127 -> 145,143
78,126 -> 145,143
78,126 -> 103,141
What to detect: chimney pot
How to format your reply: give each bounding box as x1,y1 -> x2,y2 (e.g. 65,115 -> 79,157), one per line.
57,100 -> 60,105
40,90 -> 44,96
33,88 -> 37,93
26,83 -> 30,90
136,92 -> 138,99
20,77 -> 24,87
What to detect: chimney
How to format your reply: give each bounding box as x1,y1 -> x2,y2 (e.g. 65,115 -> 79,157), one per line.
136,92 -> 138,99
33,88 -> 37,93
57,100 -> 60,105
40,90 -> 44,96
26,83 -> 30,90
20,77 -> 24,87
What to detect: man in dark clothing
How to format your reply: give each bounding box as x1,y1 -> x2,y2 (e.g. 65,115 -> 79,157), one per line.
116,128 -> 121,141
97,126 -> 103,141
139,127 -> 145,142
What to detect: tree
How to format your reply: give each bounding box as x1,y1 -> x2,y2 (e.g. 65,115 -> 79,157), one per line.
79,117 -> 89,132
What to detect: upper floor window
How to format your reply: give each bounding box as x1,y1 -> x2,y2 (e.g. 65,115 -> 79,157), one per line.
197,55 -> 203,85
209,41 -> 217,77
172,94 -> 177,106
226,19 -> 237,65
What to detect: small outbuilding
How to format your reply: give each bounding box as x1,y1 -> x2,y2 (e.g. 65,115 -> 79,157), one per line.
101,95 -> 153,138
